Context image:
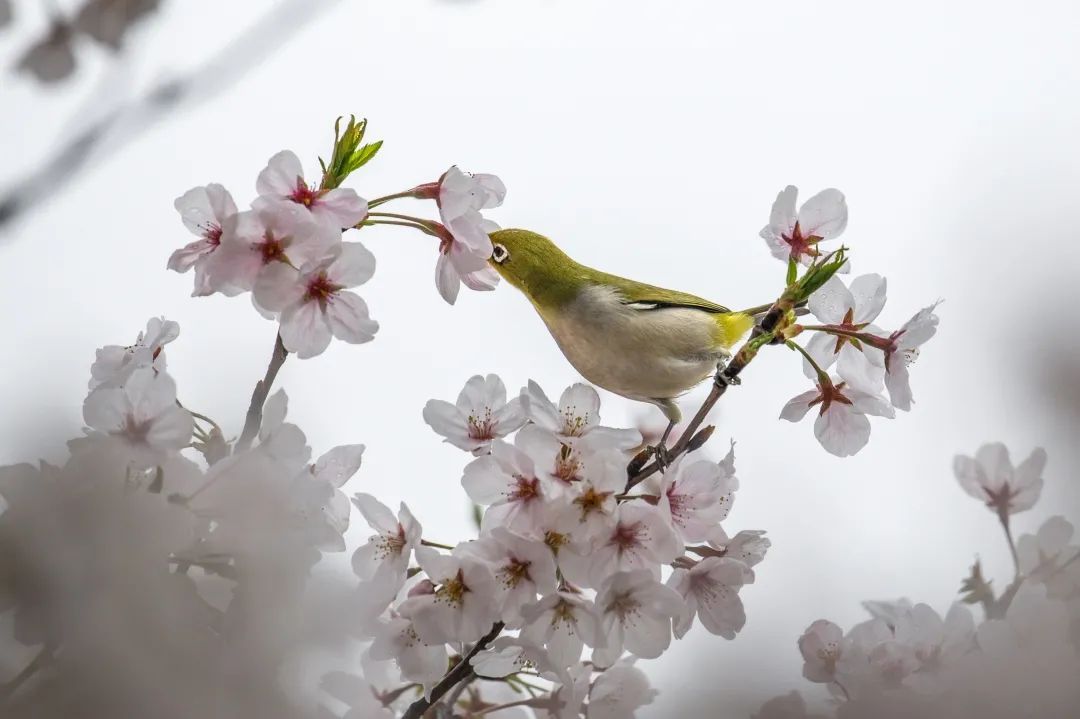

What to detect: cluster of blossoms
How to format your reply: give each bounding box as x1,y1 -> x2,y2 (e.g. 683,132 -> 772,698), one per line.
168,118 -> 506,358
339,375 -> 769,716
761,186 -> 942,457
1,118 -> 962,717
755,443 -> 1080,719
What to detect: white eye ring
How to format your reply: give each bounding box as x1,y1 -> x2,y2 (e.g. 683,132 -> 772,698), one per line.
492,243 -> 509,264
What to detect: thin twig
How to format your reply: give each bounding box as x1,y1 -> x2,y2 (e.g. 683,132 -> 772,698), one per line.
0,643 -> 55,702
402,622 -> 505,719
235,334 -> 288,452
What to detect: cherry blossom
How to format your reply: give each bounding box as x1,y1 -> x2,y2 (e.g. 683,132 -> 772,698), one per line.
253,241 -> 379,358
658,451 -> 738,543
780,377 -> 895,457
592,570 -> 684,666
255,149 -> 369,229
351,493 -> 421,585
520,591 -> 606,669
798,619 -> 846,684
462,439 -> 550,534
953,442 -> 1046,516
82,366 -> 193,469
521,380 -> 642,451
398,547 -> 499,644
319,671 -> 395,719
1017,517 -> 1080,598
367,615 -> 449,699
892,603 -> 975,692
704,527 -> 771,568
168,183 -> 239,296
584,504 -> 681,587
423,374 -> 526,455
760,185 -> 848,265
460,526 -> 558,625
668,556 -> 754,639
209,202 -> 339,293
878,302 -> 941,411
88,316 -> 179,390
586,659 -> 657,719
470,636 -> 567,685
431,166 -> 505,305
802,275 -> 888,393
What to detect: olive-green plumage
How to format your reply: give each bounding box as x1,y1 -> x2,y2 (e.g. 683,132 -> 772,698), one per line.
488,228 -> 753,423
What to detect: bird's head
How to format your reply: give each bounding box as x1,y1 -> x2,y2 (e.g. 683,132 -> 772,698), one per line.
487,228 -> 580,308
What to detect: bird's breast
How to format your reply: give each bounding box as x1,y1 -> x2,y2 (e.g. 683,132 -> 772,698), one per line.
535,285 -> 724,402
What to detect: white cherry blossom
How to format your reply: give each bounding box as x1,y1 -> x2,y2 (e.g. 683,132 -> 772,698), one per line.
953,442 -> 1046,515
351,492 -> 421,585
89,316 -> 179,390
667,556 -> 754,639
520,591 -> 605,669
459,526 -> 558,625
1017,516 -> 1080,598
521,380 -> 642,450
802,274 -> 888,393
780,378 -> 895,457
585,503 -> 681,587
798,619 -> 846,684
423,374 -> 526,455
586,659 -> 657,719
253,241 -> 379,358
398,547 -> 499,644
82,367 -> 192,469
760,185 -> 848,265
658,451 -> 738,543
367,614 -> 448,699
462,439 -> 550,534
168,183 -> 239,296
704,527 -> 771,567
254,149 -> 369,229
592,570 -> 684,666
879,302 -> 941,411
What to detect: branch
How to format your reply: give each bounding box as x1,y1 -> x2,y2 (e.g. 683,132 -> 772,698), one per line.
235,334 -> 288,452
0,643 -> 55,703
0,0 -> 343,235
402,622 -> 505,719
625,302 -> 788,491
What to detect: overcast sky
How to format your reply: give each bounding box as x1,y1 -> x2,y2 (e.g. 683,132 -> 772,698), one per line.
2,0 -> 1079,715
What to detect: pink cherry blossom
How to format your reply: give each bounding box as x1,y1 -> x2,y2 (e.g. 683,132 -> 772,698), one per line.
521,380 -> 642,451
585,504 -> 681,587
398,547 -> 499,644
658,450 -> 739,543
462,439 -> 550,534
798,619 -> 846,684
168,183 -> 239,296
520,591 -> 605,669
422,374 -> 526,455
89,316 -> 179,390
351,492 -> 421,585
587,659 -> 657,719
592,570 -> 685,666
760,185 -> 848,265
802,274 -> 888,393
255,149 -> 369,229
431,166 -> 505,305
459,526 -> 557,626
879,302 -> 941,411
668,557 -> 754,640
253,241 -> 379,358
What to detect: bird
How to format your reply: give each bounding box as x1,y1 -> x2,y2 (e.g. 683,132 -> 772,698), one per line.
486,228 -> 755,454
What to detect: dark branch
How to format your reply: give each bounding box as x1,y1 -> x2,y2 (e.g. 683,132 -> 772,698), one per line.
235,334 -> 288,453
402,622 -> 504,719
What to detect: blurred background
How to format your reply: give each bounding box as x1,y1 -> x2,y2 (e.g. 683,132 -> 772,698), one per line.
1,0 -> 1079,715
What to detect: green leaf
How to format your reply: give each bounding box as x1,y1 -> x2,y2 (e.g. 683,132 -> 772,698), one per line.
320,116 -> 381,190
786,257 -> 798,286
345,140 -> 383,174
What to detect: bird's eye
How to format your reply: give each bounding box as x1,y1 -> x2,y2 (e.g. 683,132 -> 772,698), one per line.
491,243 -> 509,264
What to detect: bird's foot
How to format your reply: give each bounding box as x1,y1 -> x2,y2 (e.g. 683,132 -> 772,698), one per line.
714,358 -> 741,387
648,442 -> 673,472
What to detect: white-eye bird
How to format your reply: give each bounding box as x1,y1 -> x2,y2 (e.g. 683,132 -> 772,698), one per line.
487,228 -> 755,442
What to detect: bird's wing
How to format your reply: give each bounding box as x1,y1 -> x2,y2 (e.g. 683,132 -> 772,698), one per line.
595,272 -> 731,314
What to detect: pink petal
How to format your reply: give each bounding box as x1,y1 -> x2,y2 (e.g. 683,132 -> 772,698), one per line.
326,291 -> 379,344
280,300 -> 333,358
256,150 -> 305,199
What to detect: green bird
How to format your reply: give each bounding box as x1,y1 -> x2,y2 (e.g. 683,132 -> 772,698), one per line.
487,228 -> 755,446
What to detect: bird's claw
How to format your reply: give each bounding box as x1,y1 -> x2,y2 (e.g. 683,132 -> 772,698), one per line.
714,372 -> 740,388
649,442 -> 673,471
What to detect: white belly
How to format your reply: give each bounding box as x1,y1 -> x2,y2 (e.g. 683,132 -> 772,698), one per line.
535,285 -> 724,403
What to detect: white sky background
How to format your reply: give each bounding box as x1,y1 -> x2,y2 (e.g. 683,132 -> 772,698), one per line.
2,0 -> 1080,715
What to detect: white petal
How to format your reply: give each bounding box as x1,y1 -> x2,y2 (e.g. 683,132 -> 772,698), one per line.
434,253 -> 461,305
814,404 -> 871,457
848,274 -> 888,324
327,242 -> 376,287
253,262 -> 304,312
766,185 -> 798,239
146,406 -> 194,452
327,292 -> 379,344
798,188 -> 848,240
315,188 -> 369,227
837,346 -> 886,395
808,276 -> 854,324
314,444 -> 365,487
351,492 -> 398,533
280,300 -> 333,358
261,388 -> 288,438
779,388 -> 820,422
801,332 -> 839,381
256,149 -> 305,198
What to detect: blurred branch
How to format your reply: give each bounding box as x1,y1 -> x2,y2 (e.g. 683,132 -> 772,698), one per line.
0,0 -> 342,236
235,333 -> 288,453
0,643 -> 55,703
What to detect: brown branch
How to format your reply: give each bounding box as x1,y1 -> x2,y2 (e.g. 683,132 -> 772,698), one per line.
624,302 -> 789,492
0,643 -> 55,702
235,334 -> 288,452
402,622 -> 505,719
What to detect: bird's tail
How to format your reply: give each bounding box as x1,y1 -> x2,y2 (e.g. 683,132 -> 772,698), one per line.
714,312 -> 755,350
